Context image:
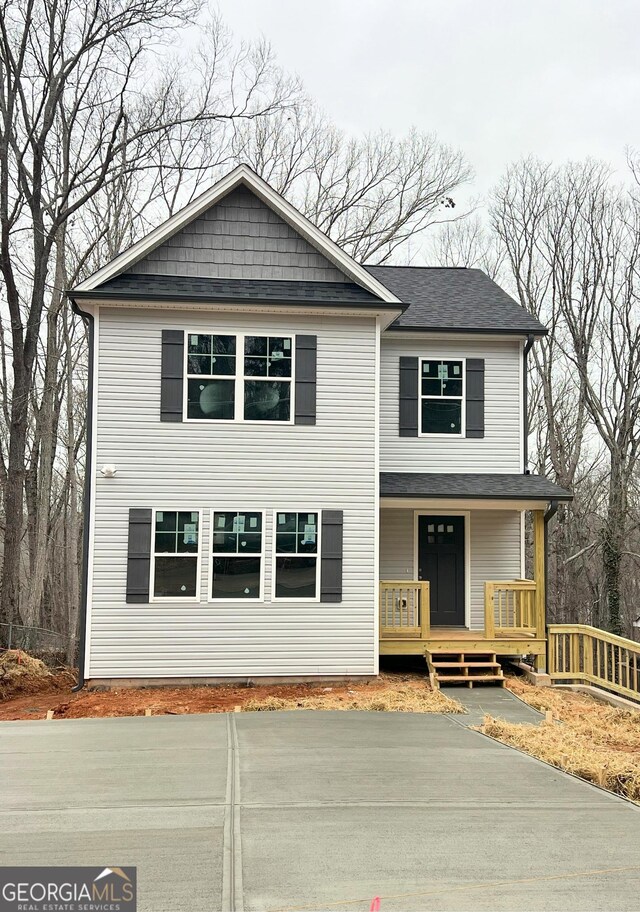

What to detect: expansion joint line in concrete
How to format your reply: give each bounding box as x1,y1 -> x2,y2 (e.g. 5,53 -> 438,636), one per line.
222,714 -> 244,912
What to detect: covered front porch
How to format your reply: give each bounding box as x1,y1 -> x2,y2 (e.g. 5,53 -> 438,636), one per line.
378,473 -> 572,671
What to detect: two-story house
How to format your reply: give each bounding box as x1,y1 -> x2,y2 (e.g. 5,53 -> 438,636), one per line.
70,165 -> 571,688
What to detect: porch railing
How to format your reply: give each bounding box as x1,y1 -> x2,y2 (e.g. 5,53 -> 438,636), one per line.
379,580 -> 430,639
484,579 -> 540,638
548,624 -> 640,703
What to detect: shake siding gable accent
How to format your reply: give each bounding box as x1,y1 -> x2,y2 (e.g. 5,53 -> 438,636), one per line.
90,307 -> 377,678
294,335 -> 317,425
126,509 -> 152,603
127,186 -> 349,283
398,357 -> 419,436
381,337 -> 521,473
321,511 -> 343,602
161,330 -> 184,422
465,358 -> 485,438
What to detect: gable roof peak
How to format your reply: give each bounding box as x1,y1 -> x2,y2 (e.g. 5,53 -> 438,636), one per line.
73,165 -> 401,305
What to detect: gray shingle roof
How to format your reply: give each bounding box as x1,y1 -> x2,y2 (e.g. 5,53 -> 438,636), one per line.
73,266 -> 547,336
73,273 -> 398,309
380,473 -> 572,501
367,266 -> 547,335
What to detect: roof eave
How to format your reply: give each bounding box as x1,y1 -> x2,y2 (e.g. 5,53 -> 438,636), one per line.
379,490 -> 572,501
386,323 -> 548,336
69,288 -> 406,314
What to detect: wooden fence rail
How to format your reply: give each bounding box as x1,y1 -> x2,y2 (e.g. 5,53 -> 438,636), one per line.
548,624 -> 640,702
484,580 -> 539,639
379,581 -> 430,639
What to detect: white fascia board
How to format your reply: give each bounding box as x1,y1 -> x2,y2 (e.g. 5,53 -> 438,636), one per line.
74,165 -> 401,306
383,330 -> 533,343
380,497 -> 550,511
75,297 -> 402,325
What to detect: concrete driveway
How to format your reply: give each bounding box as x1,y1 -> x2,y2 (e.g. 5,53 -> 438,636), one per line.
2,708 -> 640,911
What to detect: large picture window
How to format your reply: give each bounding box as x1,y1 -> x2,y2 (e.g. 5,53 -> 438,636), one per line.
185,332 -> 293,422
211,511 -> 264,600
152,510 -> 201,599
420,358 -> 464,435
274,511 -> 319,599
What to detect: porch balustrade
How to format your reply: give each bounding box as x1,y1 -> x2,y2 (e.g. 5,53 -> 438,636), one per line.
379,580 -> 430,639
483,579 -> 541,638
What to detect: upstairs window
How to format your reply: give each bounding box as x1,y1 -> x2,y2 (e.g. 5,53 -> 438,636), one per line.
211,511 -> 264,600
274,511 -> 320,599
420,358 -> 464,435
187,334 -> 236,420
244,336 -> 292,421
152,510 -> 200,599
185,333 -> 292,422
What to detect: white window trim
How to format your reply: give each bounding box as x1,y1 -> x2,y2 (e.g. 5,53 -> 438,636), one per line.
271,509 -> 322,603
183,330 -> 296,425
208,509 -> 266,603
149,508 -> 203,603
418,356 -> 466,438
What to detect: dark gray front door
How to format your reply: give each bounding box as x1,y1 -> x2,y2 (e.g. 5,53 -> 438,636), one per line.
418,516 -> 465,626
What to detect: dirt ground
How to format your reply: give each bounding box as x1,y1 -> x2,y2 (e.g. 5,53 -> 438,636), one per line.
0,658 -> 461,721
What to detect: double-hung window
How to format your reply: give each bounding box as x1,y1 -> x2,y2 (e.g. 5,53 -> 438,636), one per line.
211,511 -> 264,599
185,332 -> 292,422
187,334 -> 236,420
152,510 -> 201,599
274,511 -> 320,599
243,336 -> 292,421
420,358 -> 464,435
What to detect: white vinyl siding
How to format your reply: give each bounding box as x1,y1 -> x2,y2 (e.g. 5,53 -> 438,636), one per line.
381,336 -> 522,472
379,508 -> 522,629
89,307 -> 377,678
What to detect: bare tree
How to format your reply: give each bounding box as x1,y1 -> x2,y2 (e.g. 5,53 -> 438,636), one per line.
490,158 -> 640,634
427,214 -> 505,279
232,106 -> 473,263
0,0 -> 299,643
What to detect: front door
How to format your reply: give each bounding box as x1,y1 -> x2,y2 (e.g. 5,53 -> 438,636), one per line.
418,516 -> 465,626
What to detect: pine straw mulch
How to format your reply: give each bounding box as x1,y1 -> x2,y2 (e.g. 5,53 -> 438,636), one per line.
0,649 -> 75,701
241,682 -> 463,714
478,676 -> 640,802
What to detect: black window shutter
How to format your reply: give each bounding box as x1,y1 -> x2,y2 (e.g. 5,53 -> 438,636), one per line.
161,330 -> 184,422
295,335 -> 317,425
466,358 -> 485,438
126,508 -> 152,603
399,357 -> 419,436
320,510 -> 343,603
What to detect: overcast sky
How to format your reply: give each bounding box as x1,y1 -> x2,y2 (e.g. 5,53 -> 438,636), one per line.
217,0 -> 640,201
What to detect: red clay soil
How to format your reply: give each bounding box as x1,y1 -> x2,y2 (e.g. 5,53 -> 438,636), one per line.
0,672 -> 431,721
0,673 -> 78,721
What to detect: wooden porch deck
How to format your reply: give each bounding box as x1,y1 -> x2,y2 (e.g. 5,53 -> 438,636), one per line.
378,579 -> 547,659
379,627 -> 546,657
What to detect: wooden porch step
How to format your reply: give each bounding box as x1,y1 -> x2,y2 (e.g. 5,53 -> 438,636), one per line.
426,649 -> 505,689
433,674 -> 505,688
